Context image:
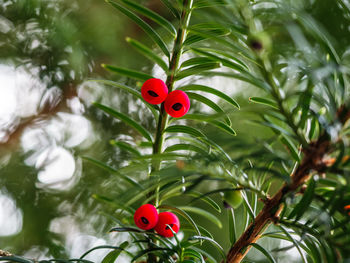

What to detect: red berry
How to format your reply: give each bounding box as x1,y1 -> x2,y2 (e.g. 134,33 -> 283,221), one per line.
141,78 -> 168,104
164,90 -> 190,118
134,204 -> 159,230
345,205 -> 350,216
154,212 -> 180,237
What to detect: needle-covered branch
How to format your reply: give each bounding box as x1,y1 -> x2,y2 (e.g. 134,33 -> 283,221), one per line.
225,104 -> 350,263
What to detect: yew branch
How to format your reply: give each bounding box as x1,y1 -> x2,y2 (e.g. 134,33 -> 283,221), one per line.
225,105 -> 349,263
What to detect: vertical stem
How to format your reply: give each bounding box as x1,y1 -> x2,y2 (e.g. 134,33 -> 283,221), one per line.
152,0 -> 193,163
147,2 -> 193,263
151,0 -> 193,184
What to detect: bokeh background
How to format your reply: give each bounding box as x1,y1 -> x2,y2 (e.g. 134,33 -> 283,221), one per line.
1,0 -> 350,262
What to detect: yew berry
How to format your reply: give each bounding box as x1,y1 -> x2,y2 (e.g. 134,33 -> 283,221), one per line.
155,212 -> 180,237
141,78 -> 168,105
247,32 -> 271,53
164,90 -> 190,118
134,204 -> 159,230
223,190 -> 243,209
344,205 -> 350,215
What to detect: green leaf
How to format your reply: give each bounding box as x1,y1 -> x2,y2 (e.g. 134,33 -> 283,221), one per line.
191,247 -> 216,263
179,114 -> 236,136
123,171 -> 188,206
109,226 -> 143,233
193,0 -> 226,8
210,120 -> 236,136
178,206 -> 222,228
228,208 -> 236,245
249,97 -> 278,109
278,225 -> 307,263
280,135 -> 300,162
131,248 -> 176,262
241,191 -> 255,219
165,135 -> 208,152
118,0 -> 177,36
296,13 -> 340,63
180,84 -> 240,109
262,232 -> 314,258
184,34 -> 206,46
164,125 -> 205,138
188,236 -> 225,259
298,83 -> 314,128
136,152 -> 187,161
102,64 -> 153,81
46,260 -> 94,263
186,92 -> 231,125
191,47 -> 246,72
288,179 -> 316,220
160,0 -> 180,19
89,79 -> 141,97
107,0 -> 170,57
88,79 -> 159,118
92,194 -> 135,214
81,156 -> 141,188
303,236 -> 322,263
250,243 -> 276,263
158,205 -> 201,236
192,47 -> 249,71
183,249 -> 204,262
180,57 -> 215,68
308,116 -> 318,140
188,191 -> 221,212
203,71 -> 272,92
93,102 -> 153,142
185,23 -> 231,45
175,62 -> 221,80
197,225 -> 214,239
164,143 -> 208,155
101,251 -> 119,263
126,38 -> 168,72
250,120 -> 293,138
0,256 -> 33,263
81,244 -> 129,260
110,140 -> 141,156
101,242 -> 129,263
82,156 -> 117,174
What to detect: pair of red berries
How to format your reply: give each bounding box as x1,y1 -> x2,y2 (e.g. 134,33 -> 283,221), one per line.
134,204 -> 180,238
141,78 -> 190,118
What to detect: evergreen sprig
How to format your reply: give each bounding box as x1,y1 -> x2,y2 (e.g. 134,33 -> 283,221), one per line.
2,0 -> 349,262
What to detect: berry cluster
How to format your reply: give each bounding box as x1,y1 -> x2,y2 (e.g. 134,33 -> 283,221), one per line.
134,204 -> 180,238
141,78 -> 190,118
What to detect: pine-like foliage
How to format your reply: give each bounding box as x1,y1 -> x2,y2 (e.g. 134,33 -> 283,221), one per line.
1,0 -> 350,262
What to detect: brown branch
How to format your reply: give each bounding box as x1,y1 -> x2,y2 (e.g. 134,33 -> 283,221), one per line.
225,105 -> 350,263
0,83 -> 77,147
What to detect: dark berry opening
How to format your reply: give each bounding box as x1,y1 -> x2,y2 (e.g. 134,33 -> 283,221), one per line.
223,201 -> 232,209
250,40 -> 263,50
141,217 -> 149,224
165,224 -> 174,230
148,90 -> 159,97
172,103 -> 182,111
